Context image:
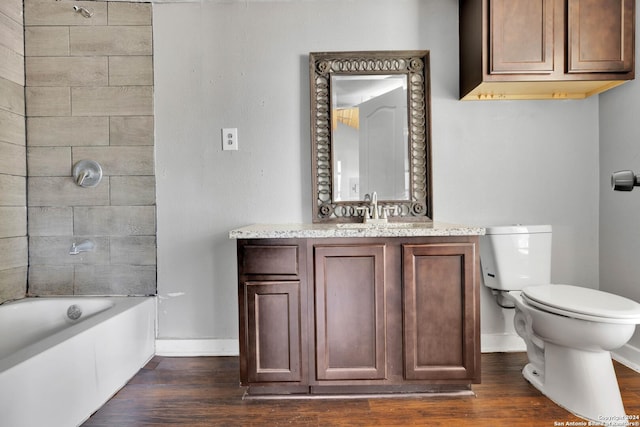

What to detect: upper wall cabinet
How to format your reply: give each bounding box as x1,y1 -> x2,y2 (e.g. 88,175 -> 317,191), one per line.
459,0 -> 635,100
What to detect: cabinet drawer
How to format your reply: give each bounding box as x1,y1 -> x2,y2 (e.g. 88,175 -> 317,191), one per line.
242,245 -> 299,275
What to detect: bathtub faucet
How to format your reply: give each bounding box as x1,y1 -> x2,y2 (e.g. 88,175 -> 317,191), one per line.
69,239 -> 95,255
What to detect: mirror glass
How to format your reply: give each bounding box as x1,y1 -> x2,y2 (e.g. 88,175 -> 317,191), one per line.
310,51 -> 432,222
331,75 -> 409,202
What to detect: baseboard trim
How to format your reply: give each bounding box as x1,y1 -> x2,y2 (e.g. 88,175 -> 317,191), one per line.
612,343 -> 640,373
155,339 -> 240,357
481,333 -> 526,353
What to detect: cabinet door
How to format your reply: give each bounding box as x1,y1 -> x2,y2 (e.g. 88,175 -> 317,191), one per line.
403,243 -> 478,381
314,244 -> 386,381
245,281 -> 301,383
490,0 -> 555,73
567,0 -> 634,73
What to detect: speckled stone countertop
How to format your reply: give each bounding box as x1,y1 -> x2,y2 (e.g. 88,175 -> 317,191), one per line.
229,222 -> 485,239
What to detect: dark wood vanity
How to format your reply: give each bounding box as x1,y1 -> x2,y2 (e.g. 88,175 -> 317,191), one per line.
232,52 -> 481,397
232,223 -> 483,397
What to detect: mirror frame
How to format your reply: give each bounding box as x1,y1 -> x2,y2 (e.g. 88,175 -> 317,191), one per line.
309,50 -> 432,223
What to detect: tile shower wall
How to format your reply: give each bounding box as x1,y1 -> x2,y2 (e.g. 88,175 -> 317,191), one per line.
24,0 -> 156,296
0,0 -> 27,303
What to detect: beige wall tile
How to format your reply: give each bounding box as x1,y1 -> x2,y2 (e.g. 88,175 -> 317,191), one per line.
0,44 -> 24,86
28,176 -> 109,207
73,146 -> 154,175
28,207 -> 73,236
0,267 -> 27,302
70,26 -> 152,56
0,175 -> 25,206
0,108 -> 25,146
25,27 -> 70,57
109,56 -> 153,86
26,56 -> 108,87
74,206 -> 156,236
23,0 -> 157,298
25,87 -> 71,116
0,207 -> 27,238
72,86 -> 153,116
28,146 -> 71,176
27,116 -> 109,147
27,266 -> 73,295
24,1 -> 107,26
0,77 -> 25,115
0,141 -> 26,176
111,176 -> 156,206
0,0 -> 25,302
0,237 -> 28,270
108,3 -> 152,26
0,0 -> 24,25
0,11 -> 24,55
110,116 -> 154,146
74,264 -> 156,295
29,236 -> 109,265
110,236 -> 156,265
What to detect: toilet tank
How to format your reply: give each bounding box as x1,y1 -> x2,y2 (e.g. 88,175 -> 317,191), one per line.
479,225 -> 552,291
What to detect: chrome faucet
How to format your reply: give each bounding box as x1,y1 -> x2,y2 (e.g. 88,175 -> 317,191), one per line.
357,192 -> 390,224
370,191 -> 379,219
359,192 -> 376,220
69,239 -> 95,255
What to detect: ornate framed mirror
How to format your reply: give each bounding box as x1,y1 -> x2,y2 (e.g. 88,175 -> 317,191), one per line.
309,50 -> 432,223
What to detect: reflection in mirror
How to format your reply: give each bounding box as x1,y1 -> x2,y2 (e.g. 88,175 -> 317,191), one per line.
331,75 -> 409,202
310,51 -> 432,223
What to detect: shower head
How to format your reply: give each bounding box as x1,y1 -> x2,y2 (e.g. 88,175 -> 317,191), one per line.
611,170 -> 640,191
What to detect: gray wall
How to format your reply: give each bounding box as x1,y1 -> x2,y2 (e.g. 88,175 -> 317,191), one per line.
599,10 -> 640,350
154,0 -> 600,342
0,0 -> 27,304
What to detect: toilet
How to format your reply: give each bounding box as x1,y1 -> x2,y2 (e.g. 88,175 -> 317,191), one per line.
480,225 -> 640,423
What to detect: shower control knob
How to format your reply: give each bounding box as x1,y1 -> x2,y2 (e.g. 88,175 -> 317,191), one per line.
611,170 -> 640,191
72,160 -> 103,188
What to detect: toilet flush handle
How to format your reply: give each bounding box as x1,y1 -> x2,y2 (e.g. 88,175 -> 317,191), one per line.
611,170 -> 640,191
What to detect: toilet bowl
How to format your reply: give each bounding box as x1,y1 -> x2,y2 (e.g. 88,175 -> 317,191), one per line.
480,225 -> 640,424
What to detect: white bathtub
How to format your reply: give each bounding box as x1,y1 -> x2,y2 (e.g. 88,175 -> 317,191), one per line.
0,296 -> 155,427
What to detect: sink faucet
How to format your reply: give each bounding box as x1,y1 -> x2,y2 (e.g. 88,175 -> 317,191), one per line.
370,191 -> 379,219
358,192 -> 397,224
357,192 -> 388,224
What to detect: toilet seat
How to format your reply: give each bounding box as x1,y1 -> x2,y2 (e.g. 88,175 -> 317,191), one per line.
522,284 -> 640,324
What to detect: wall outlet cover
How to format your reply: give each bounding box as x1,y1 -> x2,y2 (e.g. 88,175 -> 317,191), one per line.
222,128 -> 238,151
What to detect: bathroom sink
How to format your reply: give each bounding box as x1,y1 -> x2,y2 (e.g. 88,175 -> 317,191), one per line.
336,222 -> 430,229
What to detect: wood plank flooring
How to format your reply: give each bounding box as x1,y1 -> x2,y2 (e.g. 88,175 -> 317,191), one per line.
83,352 -> 640,426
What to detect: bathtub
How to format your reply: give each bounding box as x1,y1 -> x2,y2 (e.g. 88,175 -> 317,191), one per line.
0,296 -> 155,427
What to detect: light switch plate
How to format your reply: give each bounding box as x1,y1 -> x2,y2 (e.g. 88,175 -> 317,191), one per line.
222,128 -> 238,151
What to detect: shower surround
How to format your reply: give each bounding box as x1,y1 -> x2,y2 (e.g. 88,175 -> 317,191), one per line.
23,0 -> 156,297
0,0 -> 27,303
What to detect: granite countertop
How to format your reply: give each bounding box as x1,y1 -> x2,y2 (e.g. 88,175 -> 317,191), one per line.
229,222 -> 485,239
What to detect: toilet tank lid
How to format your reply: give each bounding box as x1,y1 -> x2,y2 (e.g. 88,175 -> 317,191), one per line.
485,225 -> 551,235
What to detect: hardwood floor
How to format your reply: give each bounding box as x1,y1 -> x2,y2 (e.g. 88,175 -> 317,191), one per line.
83,352 -> 640,426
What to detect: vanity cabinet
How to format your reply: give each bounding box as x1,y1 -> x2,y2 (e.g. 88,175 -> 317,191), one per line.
237,242 -> 308,389
459,0 -> 635,100
236,233 -> 481,396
